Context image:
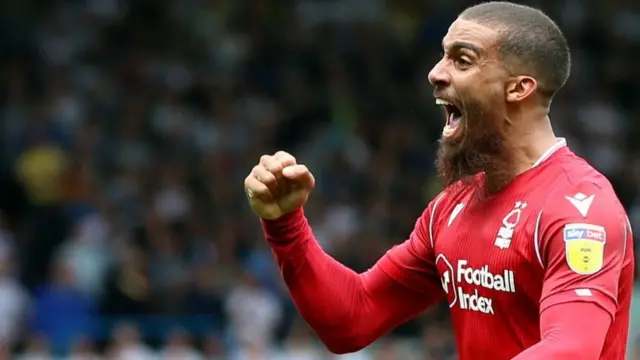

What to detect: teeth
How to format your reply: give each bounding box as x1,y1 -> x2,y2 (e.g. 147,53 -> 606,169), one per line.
435,99 -> 452,105
442,124 -> 456,137
442,123 -> 459,137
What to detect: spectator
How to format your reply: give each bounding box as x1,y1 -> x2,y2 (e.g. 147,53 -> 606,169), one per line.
106,322 -> 155,360
30,260 -> 96,354
275,322 -> 324,360
229,340 -> 279,360
158,328 -> 203,360
225,271 -> 283,349
56,214 -> 112,299
371,341 -> 403,360
0,218 -> 29,347
16,335 -> 54,360
201,335 -> 227,360
67,337 -> 101,360
184,266 -> 226,332
147,220 -> 190,313
420,322 -> 457,360
0,0 -> 637,357
15,122 -> 70,290
100,241 -> 152,316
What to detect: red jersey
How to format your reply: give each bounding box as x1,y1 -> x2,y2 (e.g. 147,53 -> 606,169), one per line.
380,140 -> 634,359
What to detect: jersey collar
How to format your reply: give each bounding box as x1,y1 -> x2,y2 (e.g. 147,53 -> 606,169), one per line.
531,138 -> 567,168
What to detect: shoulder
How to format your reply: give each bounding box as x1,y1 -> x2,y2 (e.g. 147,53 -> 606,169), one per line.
535,167 -> 629,263
418,178 -> 480,243
429,175 -> 484,208
540,156 -> 623,220
529,153 -> 630,261
414,191 -> 447,246
420,179 -> 476,219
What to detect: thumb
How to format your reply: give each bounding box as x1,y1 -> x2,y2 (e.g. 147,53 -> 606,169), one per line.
282,164 -> 315,189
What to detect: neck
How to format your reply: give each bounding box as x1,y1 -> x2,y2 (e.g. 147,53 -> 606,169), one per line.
511,115 -> 558,174
484,114 -> 557,193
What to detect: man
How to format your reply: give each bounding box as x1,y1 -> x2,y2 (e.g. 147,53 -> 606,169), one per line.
244,2 -> 635,359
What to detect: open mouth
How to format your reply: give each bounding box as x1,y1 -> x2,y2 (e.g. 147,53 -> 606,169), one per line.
435,98 -> 463,137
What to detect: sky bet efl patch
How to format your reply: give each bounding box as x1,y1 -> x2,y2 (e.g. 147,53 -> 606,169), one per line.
563,223 -> 606,275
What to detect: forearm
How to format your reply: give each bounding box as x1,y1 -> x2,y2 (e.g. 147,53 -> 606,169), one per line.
262,210 -> 428,353
512,301 -> 611,360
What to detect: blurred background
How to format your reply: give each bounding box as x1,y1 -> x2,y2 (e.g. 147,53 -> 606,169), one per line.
0,0 -> 638,359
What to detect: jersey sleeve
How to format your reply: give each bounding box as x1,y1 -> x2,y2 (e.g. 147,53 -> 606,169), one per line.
537,182 -> 629,318
377,194 -> 445,296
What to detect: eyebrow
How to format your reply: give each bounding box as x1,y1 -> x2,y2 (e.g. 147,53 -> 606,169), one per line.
443,41 -> 482,56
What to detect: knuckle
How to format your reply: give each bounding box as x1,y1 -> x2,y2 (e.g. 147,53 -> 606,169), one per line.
259,170 -> 277,183
259,154 -> 272,164
261,155 -> 282,171
276,151 -> 296,163
274,150 -> 291,158
244,176 -> 258,189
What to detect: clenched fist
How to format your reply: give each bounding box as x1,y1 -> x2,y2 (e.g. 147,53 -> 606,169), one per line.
244,151 -> 315,220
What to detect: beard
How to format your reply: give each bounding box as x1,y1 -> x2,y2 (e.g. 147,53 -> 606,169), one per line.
435,95 -> 515,194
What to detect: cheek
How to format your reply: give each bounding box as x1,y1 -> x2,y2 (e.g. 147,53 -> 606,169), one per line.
476,80 -> 505,108
457,71 -> 495,98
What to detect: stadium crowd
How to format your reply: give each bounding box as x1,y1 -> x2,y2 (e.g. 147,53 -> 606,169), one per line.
0,0 -> 638,359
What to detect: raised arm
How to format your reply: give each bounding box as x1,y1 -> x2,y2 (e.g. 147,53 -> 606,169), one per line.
245,151 -> 445,354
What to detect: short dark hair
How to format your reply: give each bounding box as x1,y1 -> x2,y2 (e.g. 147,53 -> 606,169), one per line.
460,1 -> 571,100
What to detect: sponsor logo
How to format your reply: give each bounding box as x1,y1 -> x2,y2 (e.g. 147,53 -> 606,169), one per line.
563,223 -> 606,275
436,256 -> 516,315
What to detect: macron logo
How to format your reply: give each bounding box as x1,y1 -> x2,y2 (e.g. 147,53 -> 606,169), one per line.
565,193 -> 595,217
448,203 -> 464,227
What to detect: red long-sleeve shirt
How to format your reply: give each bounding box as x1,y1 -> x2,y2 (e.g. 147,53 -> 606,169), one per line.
262,144 -> 634,359
263,209 -> 443,353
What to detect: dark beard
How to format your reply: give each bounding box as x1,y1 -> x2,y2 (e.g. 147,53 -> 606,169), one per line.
435,99 -> 515,194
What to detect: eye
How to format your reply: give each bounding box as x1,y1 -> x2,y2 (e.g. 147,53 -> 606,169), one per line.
455,57 -> 472,70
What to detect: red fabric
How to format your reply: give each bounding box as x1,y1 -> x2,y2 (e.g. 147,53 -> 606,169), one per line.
538,181 -> 628,318
383,147 -> 632,359
534,180 -> 634,360
261,209 -> 443,354
261,146 -> 635,359
511,298 -> 611,360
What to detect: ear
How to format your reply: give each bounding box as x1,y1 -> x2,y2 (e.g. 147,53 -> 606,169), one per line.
505,76 -> 537,103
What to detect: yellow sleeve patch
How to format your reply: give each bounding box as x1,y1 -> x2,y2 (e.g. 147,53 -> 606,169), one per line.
563,223 -> 606,275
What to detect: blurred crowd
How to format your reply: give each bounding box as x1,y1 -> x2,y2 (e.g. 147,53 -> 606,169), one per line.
0,0 -> 638,359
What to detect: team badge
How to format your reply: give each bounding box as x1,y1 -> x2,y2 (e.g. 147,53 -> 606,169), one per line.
563,223 -> 606,275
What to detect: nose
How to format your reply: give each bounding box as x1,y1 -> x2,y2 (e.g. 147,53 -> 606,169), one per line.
428,59 -> 451,88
